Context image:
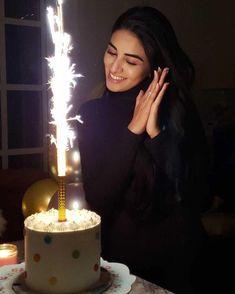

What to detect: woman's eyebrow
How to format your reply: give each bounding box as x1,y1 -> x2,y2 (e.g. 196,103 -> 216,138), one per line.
108,42 -> 144,62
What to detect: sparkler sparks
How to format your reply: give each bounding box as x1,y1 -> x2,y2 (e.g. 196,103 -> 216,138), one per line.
46,0 -> 82,221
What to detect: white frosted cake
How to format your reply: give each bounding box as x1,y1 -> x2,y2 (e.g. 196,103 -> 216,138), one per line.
24,208 -> 101,294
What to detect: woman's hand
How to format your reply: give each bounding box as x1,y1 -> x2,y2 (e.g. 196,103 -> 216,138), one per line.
146,68 -> 169,138
128,67 -> 169,137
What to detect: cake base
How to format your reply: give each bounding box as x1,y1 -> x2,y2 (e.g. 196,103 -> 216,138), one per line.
24,209 -> 101,293
12,267 -> 112,294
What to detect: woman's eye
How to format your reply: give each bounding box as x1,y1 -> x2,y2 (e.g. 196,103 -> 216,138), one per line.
126,60 -> 137,66
107,49 -> 116,56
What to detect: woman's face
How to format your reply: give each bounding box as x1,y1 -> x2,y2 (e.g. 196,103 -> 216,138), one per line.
104,29 -> 151,92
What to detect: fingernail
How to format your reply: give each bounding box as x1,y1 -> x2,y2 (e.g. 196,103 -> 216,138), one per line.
165,67 -> 169,73
154,70 -> 158,79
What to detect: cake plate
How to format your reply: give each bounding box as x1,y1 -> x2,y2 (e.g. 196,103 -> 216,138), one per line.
0,258 -> 136,294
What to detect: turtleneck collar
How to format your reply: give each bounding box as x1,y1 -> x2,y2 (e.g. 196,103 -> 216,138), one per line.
103,77 -> 151,101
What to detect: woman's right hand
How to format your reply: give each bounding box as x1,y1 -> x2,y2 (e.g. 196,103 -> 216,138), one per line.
128,67 -> 169,136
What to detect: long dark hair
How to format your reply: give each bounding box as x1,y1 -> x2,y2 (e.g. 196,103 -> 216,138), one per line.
112,6 -> 196,134
111,6 -> 209,217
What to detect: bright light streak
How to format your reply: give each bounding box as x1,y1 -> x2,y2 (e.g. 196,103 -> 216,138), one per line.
72,150 -> 80,163
0,249 -> 10,258
47,1 -> 83,177
72,201 -> 79,210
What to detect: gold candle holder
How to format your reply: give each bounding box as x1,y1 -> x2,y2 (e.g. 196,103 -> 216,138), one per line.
58,176 -> 66,222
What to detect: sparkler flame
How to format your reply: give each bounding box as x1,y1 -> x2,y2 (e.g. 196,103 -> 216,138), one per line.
46,0 -> 83,221
47,1 -> 82,177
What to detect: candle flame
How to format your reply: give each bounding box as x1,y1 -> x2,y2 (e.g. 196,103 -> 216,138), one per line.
0,249 -> 10,258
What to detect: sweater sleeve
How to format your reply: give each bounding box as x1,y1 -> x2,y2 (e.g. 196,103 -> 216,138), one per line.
79,110 -> 144,218
144,130 -> 169,174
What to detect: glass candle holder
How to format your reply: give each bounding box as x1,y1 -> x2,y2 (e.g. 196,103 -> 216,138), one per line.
0,244 -> 18,266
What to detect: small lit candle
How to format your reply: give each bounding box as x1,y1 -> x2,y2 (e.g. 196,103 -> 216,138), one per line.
0,244 -> 18,266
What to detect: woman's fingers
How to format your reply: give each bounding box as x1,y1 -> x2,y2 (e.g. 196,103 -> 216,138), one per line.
158,67 -> 169,87
146,82 -> 169,138
153,82 -> 169,107
135,89 -> 144,107
144,67 -> 169,103
145,70 -> 159,97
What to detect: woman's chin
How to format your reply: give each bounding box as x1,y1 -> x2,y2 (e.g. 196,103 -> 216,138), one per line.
106,81 -> 130,92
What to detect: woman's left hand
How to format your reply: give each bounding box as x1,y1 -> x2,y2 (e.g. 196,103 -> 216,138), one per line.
146,67 -> 169,138
128,67 -> 169,137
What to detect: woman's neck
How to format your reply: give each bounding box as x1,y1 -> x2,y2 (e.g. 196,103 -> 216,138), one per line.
103,77 -> 151,100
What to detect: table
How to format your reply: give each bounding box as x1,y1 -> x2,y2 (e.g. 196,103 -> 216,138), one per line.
13,240 -> 174,294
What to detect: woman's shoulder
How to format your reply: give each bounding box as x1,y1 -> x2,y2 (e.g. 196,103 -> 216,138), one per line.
78,97 -> 104,117
80,96 -> 103,109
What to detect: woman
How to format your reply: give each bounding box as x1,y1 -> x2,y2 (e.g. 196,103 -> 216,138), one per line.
78,6 -> 209,293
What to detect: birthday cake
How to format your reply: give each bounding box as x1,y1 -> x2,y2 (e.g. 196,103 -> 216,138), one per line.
24,208 -> 101,293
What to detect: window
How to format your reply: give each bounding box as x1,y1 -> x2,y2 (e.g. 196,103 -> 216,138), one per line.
0,0 -> 48,170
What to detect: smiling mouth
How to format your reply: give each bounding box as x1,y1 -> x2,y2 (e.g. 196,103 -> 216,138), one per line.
109,72 -> 125,81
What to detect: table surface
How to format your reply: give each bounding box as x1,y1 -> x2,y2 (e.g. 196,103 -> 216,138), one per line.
13,240 -> 174,294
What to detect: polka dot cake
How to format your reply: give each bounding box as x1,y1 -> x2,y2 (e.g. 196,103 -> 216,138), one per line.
24,208 -> 101,293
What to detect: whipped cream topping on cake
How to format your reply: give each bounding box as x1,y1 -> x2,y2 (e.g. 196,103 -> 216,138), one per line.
25,208 -> 101,232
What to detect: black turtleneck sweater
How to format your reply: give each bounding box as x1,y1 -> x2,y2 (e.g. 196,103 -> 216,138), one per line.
78,82 -> 207,290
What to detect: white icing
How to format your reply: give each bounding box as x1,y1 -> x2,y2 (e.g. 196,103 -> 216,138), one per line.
24,208 -> 100,232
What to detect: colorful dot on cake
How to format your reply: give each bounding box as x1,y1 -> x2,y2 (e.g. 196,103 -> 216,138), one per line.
33,253 -> 41,262
72,250 -> 80,259
44,235 -> 52,244
49,276 -> 57,286
93,263 -> 99,272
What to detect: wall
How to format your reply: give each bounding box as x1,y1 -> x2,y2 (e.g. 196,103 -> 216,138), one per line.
143,0 -> 235,89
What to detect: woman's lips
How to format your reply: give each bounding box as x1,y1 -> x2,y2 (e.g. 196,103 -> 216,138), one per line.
108,72 -> 125,83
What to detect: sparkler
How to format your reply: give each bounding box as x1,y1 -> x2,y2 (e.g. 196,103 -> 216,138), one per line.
47,0 -> 82,222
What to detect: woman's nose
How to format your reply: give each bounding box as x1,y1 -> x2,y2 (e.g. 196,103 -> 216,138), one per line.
110,58 -> 123,73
